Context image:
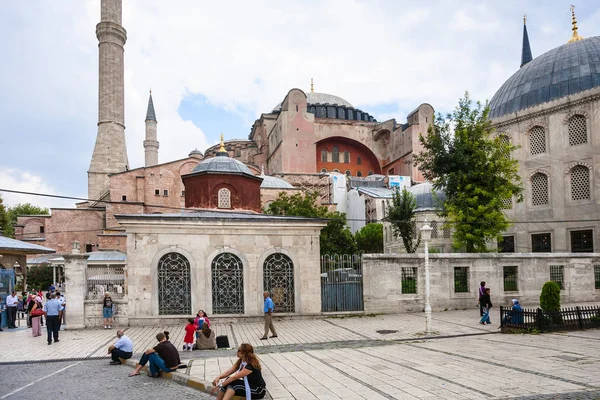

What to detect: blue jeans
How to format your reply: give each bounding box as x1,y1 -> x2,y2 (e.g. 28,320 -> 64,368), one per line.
480,308 -> 491,324
139,352 -> 174,375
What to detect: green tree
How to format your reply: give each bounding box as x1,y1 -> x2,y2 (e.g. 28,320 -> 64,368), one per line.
355,223 -> 383,254
4,203 -> 49,238
413,92 -> 523,252
265,191 -> 357,255
26,265 -> 54,291
0,195 -> 10,237
540,281 -> 561,311
386,188 -> 421,253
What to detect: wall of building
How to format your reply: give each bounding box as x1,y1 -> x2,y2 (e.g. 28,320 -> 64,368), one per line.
183,174 -> 262,212
316,137 -> 381,176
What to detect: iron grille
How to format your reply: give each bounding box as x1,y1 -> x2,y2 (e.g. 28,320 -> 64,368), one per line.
532,233 -> 551,252
157,252 -> 191,315
211,253 -> 244,314
498,236 -> 515,253
86,266 -> 125,300
431,221 -> 438,239
571,229 -> 594,252
503,266 -> 518,291
263,253 -> 295,313
550,265 -> 564,290
594,265 -> 600,289
454,267 -> 469,293
401,267 -> 417,294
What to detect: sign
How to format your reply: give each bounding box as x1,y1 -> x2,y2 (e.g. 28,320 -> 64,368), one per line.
389,175 -> 411,190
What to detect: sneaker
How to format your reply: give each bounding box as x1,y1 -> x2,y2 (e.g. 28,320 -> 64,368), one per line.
260,337 -> 268,340
479,322 -> 485,325
108,325 -> 111,329
269,335 -> 278,338
104,326 -> 107,329
109,361 -> 121,365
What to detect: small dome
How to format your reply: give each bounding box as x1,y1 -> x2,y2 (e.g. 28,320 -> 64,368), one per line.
407,182 -> 446,211
272,92 -> 353,112
260,175 -> 294,189
190,156 -> 253,175
188,148 -> 203,158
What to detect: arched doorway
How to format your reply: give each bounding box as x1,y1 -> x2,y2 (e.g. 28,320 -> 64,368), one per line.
263,253 -> 294,313
157,252 -> 191,315
211,253 -> 244,314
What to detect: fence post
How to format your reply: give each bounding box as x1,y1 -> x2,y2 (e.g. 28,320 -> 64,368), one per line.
537,308 -> 543,332
500,306 -> 504,327
576,306 -> 583,330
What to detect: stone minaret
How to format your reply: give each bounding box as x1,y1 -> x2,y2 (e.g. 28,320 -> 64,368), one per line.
88,0 -> 129,201
144,91 -> 159,167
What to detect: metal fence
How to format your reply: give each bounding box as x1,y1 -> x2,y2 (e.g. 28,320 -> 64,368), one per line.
500,305 -> 600,332
86,266 -> 126,300
320,254 -> 363,312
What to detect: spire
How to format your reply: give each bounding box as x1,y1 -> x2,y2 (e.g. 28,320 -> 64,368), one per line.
567,5 -> 584,43
310,78 -> 314,93
145,90 -> 157,121
520,14 -> 533,68
216,133 -> 228,156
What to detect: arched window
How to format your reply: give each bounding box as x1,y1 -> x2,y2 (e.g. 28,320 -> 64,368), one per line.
333,169 -> 340,173
571,165 -> 590,200
321,168 -> 328,173
218,188 -> 231,209
529,126 -> 546,155
431,220 -> 438,238
211,253 -> 244,314
531,173 -> 549,206
368,171 -> 374,176
332,146 -> 339,163
568,115 -> 587,146
499,134 -> 511,159
263,253 -> 295,313
321,149 -> 328,162
357,156 -> 362,165
157,253 -> 191,315
345,170 -> 351,176
357,171 -> 363,177
344,150 -> 350,163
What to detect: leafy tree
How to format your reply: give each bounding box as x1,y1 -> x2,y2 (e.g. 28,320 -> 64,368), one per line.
414,92 -> 523,252
540,281 -> 561,311
26,265 -> 54,291
4,203 -> 50,238
386,188 -> 421,253
355,223 -> 383,254
265,191 -> 356,255
0,195 -> 10,237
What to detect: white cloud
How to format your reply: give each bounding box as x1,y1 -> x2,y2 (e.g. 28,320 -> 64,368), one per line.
0,168 -> 76,209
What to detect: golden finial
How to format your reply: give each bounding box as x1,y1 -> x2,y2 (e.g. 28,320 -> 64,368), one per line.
523,14 -> 526,25
218,133 -> 226,153
310,78 -> 314,93
568,5 -> 584,43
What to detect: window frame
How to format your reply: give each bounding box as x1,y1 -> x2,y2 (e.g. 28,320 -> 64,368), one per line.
453,267 -> 469,293
503,266 -> 519,292
570,229 -> 594,253
531,232 -> 552,253
217,188 -> 231,209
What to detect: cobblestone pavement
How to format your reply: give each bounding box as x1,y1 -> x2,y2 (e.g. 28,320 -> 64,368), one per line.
508,391 -> 600,399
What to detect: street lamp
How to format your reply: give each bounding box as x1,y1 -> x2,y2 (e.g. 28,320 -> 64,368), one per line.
420,219 -> 433,334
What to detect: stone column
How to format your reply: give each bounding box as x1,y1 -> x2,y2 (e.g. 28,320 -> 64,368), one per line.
63,242 -> 89,330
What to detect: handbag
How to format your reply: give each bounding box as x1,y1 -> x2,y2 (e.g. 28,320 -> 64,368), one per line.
31,304 -> 46,317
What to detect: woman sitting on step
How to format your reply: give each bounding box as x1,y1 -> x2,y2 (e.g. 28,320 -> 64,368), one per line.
196,322 -> 216,350
211,343 -> 267,399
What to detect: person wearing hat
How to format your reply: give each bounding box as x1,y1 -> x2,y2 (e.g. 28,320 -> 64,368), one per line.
503,298 -> 524,325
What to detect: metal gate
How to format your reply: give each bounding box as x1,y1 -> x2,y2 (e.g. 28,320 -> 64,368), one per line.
320,254 -> 363,312
157,252 -> 191,315
0,269 -> 15,328
212,252 -> 244,314
263,253 -> 295,313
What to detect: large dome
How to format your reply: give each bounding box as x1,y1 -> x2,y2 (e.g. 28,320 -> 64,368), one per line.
272,92 -> 353,112
489,36 -> 600,119
190,156 -> 253,176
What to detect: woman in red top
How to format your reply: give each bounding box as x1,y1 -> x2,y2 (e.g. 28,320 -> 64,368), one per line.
183,318 -> 198,351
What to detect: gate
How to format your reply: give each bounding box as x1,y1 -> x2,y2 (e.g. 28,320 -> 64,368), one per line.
320,254 -> 363,312
0,270 -> 15,328
157,252 -> 191,315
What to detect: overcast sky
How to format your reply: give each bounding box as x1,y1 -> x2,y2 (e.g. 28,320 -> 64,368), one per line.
1,0 -> 598,209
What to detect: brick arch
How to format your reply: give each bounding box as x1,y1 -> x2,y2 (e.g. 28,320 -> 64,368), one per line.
563,110 -> 589,124
316,137 -> 381,176
525,121 -> 548,132
495,131 -> 512,141
179,161 -> 199,176
528,169 -> 550,180
565,161 -> 593,174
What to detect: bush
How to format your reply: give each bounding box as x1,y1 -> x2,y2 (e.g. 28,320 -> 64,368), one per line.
540,281 -> 561,311
26,265 -> 54,291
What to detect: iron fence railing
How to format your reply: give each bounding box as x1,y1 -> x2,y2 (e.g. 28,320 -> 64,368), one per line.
86,266 -> 125,300
320,254 -> 363,312
500,305 -> 600,332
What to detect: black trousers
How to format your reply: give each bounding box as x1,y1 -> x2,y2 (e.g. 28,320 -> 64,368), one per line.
46,315 -> 60,343
111,348 -> 133,362
7,307 -> 17,328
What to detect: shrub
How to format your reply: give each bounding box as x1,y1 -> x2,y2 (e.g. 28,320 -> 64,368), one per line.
540,281 -> 561,311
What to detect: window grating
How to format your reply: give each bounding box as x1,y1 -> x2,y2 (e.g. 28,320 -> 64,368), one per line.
529,126 -> 546,155
401,267 -> 418,294
454,267 -> 469,293
570,229 -> 593,252
550,265 -> 564,290
499,134 -> 511,159
501,196 -> 513,209
443,222 -> 451,238
218,188 -> 231,208
344,150 -> 350,163
321,149 -> 327,162
532,233 -> 551,252
498,236 -> 515,253
568,115 -> 587,146
357,156 -> 362,165
332,146 -> 339,163
594,265 -> 600,289
431,220 -> 438,238
503,266 -> 518,291
570,165 -> 590,201
531,173 -> 549,206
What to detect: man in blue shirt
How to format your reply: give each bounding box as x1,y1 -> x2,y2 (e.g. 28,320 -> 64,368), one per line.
44,293 -> 61,345
260,291 -> 277,340
108,329 -> 134,365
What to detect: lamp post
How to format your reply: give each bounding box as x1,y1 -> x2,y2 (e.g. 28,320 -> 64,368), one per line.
420,219 -> 433,334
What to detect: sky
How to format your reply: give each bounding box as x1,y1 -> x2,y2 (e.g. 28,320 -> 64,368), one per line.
1,0 -> 599,209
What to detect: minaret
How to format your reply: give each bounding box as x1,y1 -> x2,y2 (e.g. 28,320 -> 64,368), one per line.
520,15 -> 533,68
144,91 -> 159,167
88,0 -> 129,201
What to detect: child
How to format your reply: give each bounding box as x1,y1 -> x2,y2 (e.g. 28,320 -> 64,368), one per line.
479,288 -> 493,325
194,310 -> 210,340
183,318 -> 197,351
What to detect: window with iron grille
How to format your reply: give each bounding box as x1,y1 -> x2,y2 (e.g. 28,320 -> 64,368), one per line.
218,188 -> 231,209
503,266 -> 518,291
529,126 -> 546,155
531,173 -> 549,206
401,267 -> 418,294
357,171 -> 362,177
550,265 -> 564,290
570,229 -> 593,252
532,233 -> 551,252
431,220 -> 438,238
498,236 -> 515,253
443,222 -> 451,238
501,196 -> 513,209
332,146 -> 339,163
570,165 -> 590,201
344,150 -> 350,163
499,134 -> 511,159
357,156 -> 362,165
321,149 -> 327,162
594,265 -> 600,289
454,267 -> 469,293
568,115 -> 587,146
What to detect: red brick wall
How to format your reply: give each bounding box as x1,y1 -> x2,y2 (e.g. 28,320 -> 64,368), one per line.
98,234 -> 126,251
316,138 -> 381,176
183,174 -> 262,212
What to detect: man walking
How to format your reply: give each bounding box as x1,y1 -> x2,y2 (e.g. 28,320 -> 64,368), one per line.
56,291 -> 65,330
44,293 -> 61,345
108,330 -> 133,365
478,281 -> 487,317
260,291 -> 277,340
6,291 -> 19,329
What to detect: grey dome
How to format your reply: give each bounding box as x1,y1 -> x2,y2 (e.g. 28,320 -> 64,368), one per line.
489,36 -> 600,119
190,156 -> 253,175
188,148 -> 203,156
260,175 -> 294,189
407,182 -> 446,211
272,92 -> 353,112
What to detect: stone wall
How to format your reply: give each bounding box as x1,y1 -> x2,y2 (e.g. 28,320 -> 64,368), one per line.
362,253 -> 600,314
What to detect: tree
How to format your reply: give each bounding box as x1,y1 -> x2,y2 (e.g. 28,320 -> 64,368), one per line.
414,92 -> 523,252
265,191 -> 357,255
540,281 -> 561,311
0,195 -> 10,237
355,223 -> 383,254
26,265 -> 54,291
5,203 -> 49,238
386,188 -> 421,253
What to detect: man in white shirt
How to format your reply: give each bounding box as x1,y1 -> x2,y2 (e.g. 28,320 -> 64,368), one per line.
108,330 -> 134,365
6,291 -> 19,329
56,291 -> 65,329
0,296 -> 5,331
